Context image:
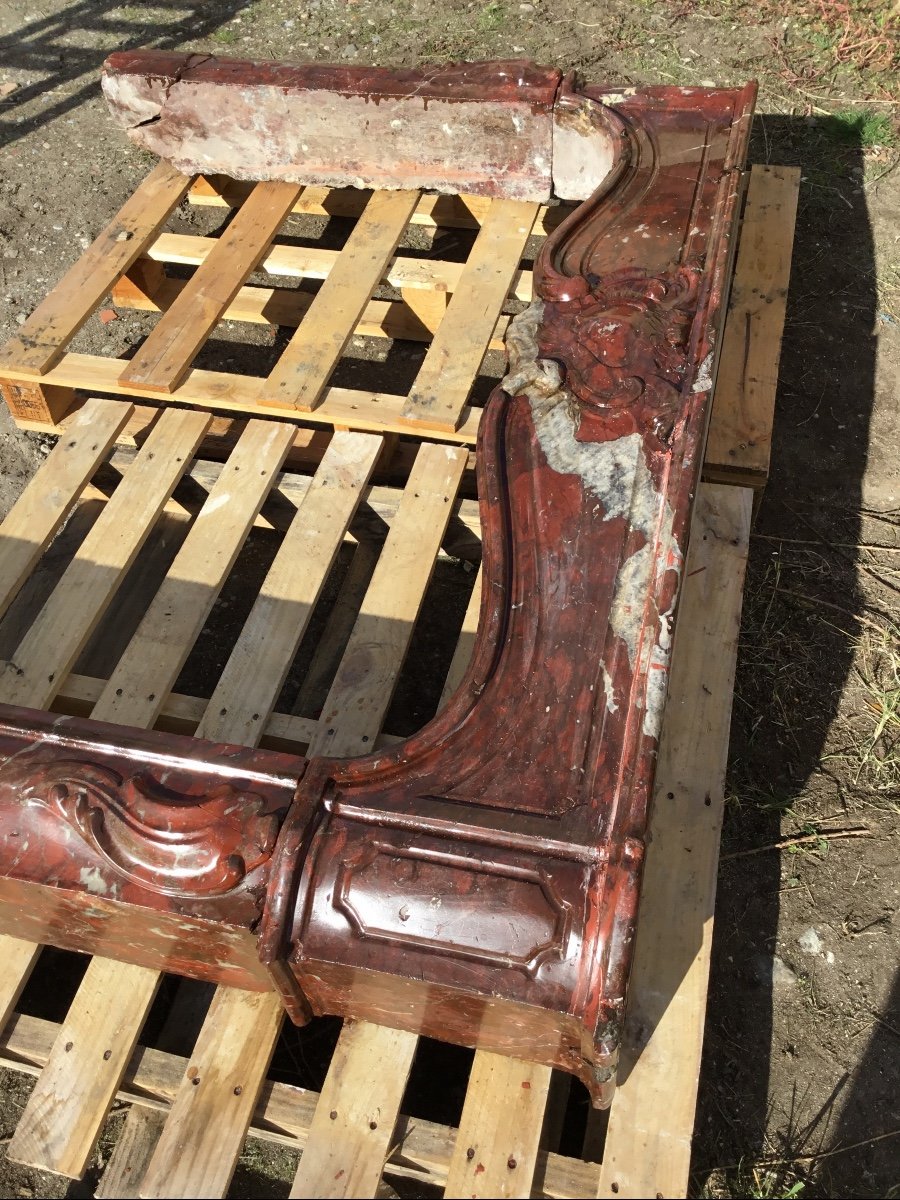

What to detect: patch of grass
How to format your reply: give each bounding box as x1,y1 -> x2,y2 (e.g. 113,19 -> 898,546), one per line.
212,27 -> 241,44
478,1 -> 507,32
829,107 -> 897,148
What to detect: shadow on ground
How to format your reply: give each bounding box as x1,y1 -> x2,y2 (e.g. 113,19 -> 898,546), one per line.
694,112 -> 897,1199
0,0 -> 251,149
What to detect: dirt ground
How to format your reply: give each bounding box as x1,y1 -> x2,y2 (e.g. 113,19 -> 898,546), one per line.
1,1 -> 899,1197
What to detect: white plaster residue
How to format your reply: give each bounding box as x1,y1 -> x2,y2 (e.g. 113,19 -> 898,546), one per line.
642,643 -> 670,739
601,662 -> 619,713
692,351 -> 714,394
599,88 -> 638,105
79,866 -> 107,894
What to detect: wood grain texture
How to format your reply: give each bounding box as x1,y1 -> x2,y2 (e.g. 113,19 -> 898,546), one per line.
0,407 -> 211,709
1,1009 -> 602,1199
0,397 -> 133,622
6,957 -> 161,1178
94,420 -> 296,728
146,230 -> 533,301
289,1021 -> 418,1200
199,431 -> 383,746
597,483 -> 753,1199
0,936 -> 42,1029
445,1053 -> 554,1199
0,162 -> 190,376
118,181 -> 303,393
400,200 -> 539,430
308,440 -> 468,757
262,189 -> 420,411
140,990 -> 285,1199
705,165 -> 799,487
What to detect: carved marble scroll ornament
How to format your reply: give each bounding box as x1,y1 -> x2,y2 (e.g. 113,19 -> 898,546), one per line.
0,64 -> 754,1106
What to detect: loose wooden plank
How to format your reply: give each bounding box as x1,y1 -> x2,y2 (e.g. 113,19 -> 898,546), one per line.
0,408 -> 212,709
140,989 -> 285,1199
118,181 -> 303,394
6,957 -> 161,1178
0,353 -> 483,445
95,420 -> 296,729
146,230 -> 534,302
0,162 -> 191,376
0,397 -> 133,622
199,431 -> 383,746
262,190 -> 421,411
290,1021 -> 419,1200
0,936 -> 42,1030
705,166 -> 799,487
400,199 -> 539,430
597,483 -> 753,1200
309,441 -> 469,758
445,1053 -> 554,1199
0,1011 -> 599,1198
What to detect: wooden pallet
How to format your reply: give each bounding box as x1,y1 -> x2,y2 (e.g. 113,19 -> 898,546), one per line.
0,162 -> 799,1199
0,164 -> 797,489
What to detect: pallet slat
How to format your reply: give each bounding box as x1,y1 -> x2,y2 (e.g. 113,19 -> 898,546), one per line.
0,163 -> 191,376
146,229 -> 534,302
262,189 -> 421,411
596,483 -> 753,1199
0,407 -> 212,709
308,440 -> 469,757
445,1054 -> 554,1199
0,397 -> 133,621
0,353 -> 484,444
704,166 -> 800,487
199,430 -> 383,746
119,181 -> 304,394
141,990 -> 285,1199
290,1022 -> 419,1199
0,936 -> 42,1029
94,419 -> 296,728
401,199 -> 539,430
6,957 -> 161,1178
0,1011 -> 599,1198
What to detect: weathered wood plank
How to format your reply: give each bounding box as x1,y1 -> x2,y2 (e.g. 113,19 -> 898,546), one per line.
290,1022 -> 419,1200
94,420 -> 296,728
199,431 -> 383,746
308,441 -> 468,758
146,230 -> 534,302
0,353 -> 483,445
0,936 -> 42,1030
596,483 -> 753,1199
445,1053 -> 554,1199
0,408 -> 211,709
0,1010 -> 600,1198
400,200 -> 539,430
6,957 -> 161,1178
262,190 -> 420,411
0,163 -> 191,376
705,165 -> 799,488
0,397 -> 133,622
118,181 -> 303,393
140,990 -> 285,1199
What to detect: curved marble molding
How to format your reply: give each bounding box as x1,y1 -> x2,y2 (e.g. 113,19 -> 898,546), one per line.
0,61 -> 755,1106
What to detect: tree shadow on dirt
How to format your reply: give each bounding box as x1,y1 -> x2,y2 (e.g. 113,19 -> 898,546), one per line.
692,113 -> 895,1197
0,0 -> 251,149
